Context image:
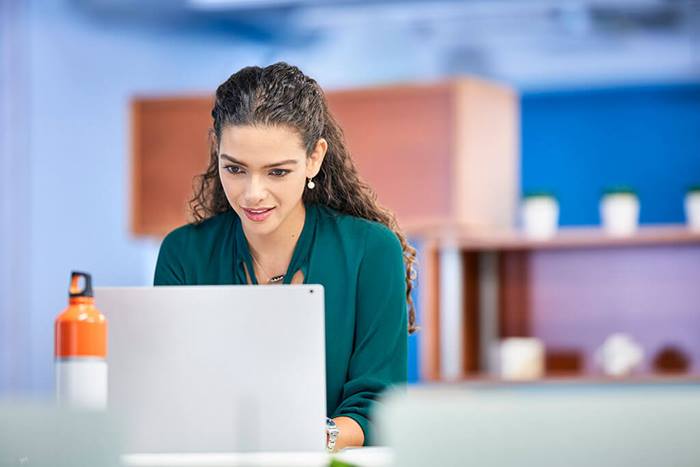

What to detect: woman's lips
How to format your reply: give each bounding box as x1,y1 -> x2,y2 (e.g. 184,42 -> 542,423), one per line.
242,207 -> 275,222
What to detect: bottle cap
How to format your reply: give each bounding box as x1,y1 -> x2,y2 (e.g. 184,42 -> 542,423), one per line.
69,271 -> 93,298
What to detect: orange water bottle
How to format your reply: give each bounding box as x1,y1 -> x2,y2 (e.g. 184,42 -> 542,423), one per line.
55,271 -> 107,409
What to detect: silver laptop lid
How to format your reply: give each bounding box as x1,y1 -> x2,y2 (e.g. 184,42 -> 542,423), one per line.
95,285 -> 326,453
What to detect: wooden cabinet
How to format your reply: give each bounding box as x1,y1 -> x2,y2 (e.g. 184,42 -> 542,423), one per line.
131,97 -> 213,236
130,78 -> 518,235
325,79 -> 518,229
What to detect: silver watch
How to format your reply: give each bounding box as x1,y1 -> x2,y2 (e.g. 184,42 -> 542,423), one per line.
325,417 -> 339,452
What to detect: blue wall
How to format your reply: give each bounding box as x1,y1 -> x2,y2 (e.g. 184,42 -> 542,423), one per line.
521,84 -> 700,226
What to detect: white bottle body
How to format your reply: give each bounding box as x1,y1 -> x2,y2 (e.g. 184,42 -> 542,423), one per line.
55,357 -> 108,410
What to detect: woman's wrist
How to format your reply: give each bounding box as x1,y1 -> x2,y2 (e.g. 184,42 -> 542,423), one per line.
329,416 -> 364,452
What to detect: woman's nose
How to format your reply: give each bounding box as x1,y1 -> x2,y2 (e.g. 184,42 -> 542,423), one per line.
244,175 -> 267,205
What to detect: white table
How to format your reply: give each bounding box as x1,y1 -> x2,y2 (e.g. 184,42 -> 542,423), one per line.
122,447 -> 393,467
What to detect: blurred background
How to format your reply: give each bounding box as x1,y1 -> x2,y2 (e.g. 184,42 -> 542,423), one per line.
1,0 -> 699,398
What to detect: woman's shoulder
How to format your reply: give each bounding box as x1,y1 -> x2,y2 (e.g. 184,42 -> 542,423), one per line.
315,204 -> 402,253
160,210 -> 235,253
155,211 -> 237,285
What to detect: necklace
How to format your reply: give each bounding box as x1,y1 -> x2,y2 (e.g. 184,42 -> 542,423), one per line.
251,254 -> 285,284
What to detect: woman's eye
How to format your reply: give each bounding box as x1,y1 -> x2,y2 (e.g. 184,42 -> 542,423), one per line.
269,169 -> 289,177
224,165 -> 244,175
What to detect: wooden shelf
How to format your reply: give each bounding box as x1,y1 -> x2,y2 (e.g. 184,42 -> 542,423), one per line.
451,374 -> 700,386
405,223 -> 700,251
414,225 -> 700,382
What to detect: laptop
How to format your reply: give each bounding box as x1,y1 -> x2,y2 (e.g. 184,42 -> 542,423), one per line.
376,380 -> 700,467
95,285 -> 326,454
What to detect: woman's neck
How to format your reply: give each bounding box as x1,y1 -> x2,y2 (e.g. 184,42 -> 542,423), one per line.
243,202 -> 306,275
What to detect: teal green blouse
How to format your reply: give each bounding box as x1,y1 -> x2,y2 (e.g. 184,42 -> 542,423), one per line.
153,202 -> 408,445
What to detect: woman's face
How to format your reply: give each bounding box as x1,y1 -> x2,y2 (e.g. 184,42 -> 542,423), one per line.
218,124 -> 326,237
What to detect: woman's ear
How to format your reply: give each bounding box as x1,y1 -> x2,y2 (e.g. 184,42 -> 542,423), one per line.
306,138 -> 327,178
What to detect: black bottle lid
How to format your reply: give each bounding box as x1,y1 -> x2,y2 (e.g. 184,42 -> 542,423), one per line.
69,271 -> 93,298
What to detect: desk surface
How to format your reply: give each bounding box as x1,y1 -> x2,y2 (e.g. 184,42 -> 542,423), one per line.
122,447 -> 393,467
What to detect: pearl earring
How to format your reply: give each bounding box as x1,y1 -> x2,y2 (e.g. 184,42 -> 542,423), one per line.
307,178 -> 316,190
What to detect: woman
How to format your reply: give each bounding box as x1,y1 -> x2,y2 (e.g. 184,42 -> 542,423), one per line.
154,62 -> 417,451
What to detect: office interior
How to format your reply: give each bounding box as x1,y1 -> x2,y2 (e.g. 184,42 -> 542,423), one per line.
1,0 -> 700,465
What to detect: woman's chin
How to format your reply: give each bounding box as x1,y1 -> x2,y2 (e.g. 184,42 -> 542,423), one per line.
242,216 -> 279,236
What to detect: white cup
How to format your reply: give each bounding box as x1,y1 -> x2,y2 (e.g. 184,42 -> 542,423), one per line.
595,333 -> 644,377
601,192 -> 639,237
685,190 -> 700,232
499,337 -> 545,381
522,195 -> 559,240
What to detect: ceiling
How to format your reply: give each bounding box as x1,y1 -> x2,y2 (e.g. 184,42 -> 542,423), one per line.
72,0 -> 700,87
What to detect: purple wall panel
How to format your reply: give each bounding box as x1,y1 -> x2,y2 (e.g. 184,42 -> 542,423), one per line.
529,245 -> 700,374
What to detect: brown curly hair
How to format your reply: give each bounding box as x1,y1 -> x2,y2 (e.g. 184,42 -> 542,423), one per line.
190,62 -> 418,334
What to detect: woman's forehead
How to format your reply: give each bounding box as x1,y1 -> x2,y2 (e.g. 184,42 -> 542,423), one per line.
219,124 -> 305,161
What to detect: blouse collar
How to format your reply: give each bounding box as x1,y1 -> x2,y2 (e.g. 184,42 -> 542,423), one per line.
233,203 -> 318,285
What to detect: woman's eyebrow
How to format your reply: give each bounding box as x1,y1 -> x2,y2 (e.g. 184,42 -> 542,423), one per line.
219,153 -> 298,169
219,153 -> 246,166
263,159 -> 298,169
